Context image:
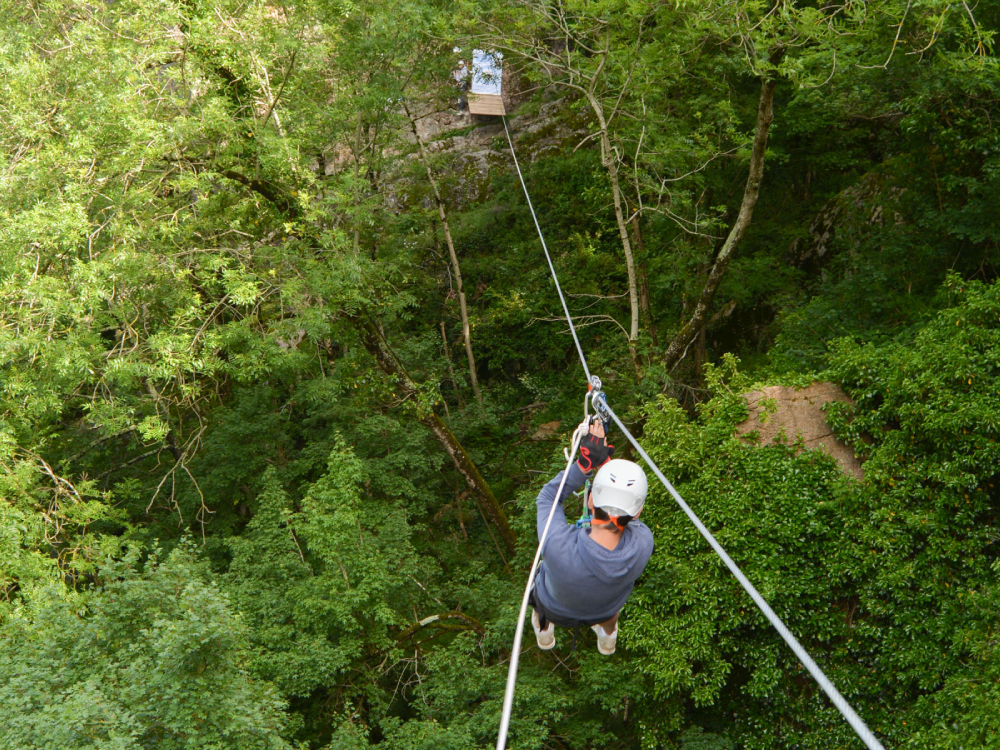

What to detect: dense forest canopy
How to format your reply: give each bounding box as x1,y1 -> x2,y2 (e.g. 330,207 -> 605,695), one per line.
1,0 -> 999,748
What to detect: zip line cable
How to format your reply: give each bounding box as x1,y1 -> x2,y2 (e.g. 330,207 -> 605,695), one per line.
597,394 -> 885,750
499,117 -> 885,750
502,116 -> 591,383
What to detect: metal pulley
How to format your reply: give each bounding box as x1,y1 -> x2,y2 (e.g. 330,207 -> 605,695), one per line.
588,375 -> 612,427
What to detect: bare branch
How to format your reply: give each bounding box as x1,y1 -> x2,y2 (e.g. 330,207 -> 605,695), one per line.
858,0 -> 912,69
962,1 -> 986,56
260,46 -> 299,130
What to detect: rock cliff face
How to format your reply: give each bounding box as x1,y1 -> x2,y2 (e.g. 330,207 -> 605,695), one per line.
736,382 -> 863,479
399,94 -> 588,211
787,171 -> 905,276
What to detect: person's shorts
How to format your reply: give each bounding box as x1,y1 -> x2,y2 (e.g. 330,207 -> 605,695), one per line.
528,586 -> 604,630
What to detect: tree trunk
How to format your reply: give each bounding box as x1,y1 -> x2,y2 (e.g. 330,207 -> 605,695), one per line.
350,314 -> 516,555
693,324 -> 706,381
630,213 -> 658,347
403,103 -> 483,407
662,53 -> 783,373
440,319 -> 457,416
353,113 -> 363,255
585,92 -> 641,371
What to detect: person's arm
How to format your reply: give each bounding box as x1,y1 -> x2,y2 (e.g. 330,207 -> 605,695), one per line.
535,418 -> 614,541
535,463 -> 588,541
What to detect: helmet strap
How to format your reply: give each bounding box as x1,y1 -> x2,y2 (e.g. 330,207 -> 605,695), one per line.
597,512 -> 631,533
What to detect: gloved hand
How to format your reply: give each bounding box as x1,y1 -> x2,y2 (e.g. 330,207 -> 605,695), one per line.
577,418 -> 614,473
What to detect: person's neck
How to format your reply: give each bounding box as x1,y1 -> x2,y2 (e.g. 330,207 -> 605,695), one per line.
590,525 -> 621,551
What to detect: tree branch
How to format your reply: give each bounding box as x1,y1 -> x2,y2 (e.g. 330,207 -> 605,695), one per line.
96,447 -> 163,481
348,313 -> 516,555
396,611 -> 485,643
219,169 -> 300,217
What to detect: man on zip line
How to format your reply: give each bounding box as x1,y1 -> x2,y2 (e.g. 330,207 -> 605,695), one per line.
529,417 -> 653,654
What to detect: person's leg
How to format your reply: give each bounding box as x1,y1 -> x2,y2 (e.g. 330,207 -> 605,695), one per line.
591,612 -> 619,655
598,611 -> 619,636
531,608 -> 555,650
528,589 -> 556,650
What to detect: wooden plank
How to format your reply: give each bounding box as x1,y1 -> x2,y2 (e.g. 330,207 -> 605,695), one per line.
468,93 -> 506,116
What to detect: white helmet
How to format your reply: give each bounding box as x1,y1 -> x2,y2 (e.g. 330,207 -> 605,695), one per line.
592,459 -> 647,517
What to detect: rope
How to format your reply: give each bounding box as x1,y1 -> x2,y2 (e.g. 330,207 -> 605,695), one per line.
496,406 -> 589,750
502,116 -> 591,383
597,394 -> 886,750
499,118 -> 885,750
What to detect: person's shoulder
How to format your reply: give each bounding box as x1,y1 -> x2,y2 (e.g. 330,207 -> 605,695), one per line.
545,518 -> 578,547
628,521 -> 655,550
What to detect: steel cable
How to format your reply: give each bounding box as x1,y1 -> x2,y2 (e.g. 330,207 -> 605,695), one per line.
598,394 -> 885,750
502,116 -> 591,382
500,117 -> 885,750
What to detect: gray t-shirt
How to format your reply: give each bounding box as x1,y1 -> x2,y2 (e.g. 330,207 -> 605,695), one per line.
534,464 -> 654,623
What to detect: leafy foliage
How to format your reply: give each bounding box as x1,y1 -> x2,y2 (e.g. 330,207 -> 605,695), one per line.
0,545 -> 291,750
1,0 -> 999,748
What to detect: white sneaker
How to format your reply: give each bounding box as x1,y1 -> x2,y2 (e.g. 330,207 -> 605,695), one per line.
531,610 -> 555,650
591,623 -> 617,655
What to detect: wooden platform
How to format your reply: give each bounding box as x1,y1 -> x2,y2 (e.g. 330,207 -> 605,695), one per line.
468,93 -> 506,116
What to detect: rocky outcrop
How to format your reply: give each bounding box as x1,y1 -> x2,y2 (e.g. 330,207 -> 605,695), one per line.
736,382 -> 862,479
788,172 -> 905,275
398,94 -> 588,211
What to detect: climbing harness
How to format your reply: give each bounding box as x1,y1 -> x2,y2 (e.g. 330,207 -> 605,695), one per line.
498,116 -> 886,750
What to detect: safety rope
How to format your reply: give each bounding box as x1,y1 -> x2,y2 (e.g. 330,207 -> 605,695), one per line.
499,118 -> 886,750
496,397 -> 589,750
